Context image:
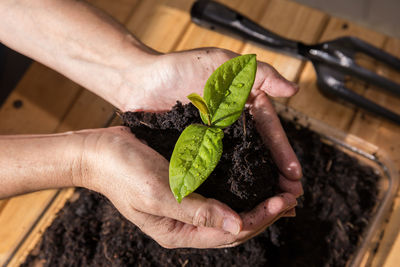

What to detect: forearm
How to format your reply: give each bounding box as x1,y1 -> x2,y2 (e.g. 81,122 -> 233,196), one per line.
0,0 -> 156,109
0,132 -> 86,198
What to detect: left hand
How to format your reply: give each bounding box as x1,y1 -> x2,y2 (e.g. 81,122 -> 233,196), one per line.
79,127 -> 299,248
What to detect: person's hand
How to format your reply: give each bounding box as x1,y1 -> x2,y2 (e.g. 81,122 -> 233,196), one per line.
117,48 -> 298,113
118,47 -> 303,208
77,126 -> 299,248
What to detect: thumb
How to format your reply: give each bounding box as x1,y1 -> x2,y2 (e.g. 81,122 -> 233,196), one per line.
168,193 -> 243,235
254,61 -> 299,98
237,192 -> 298,241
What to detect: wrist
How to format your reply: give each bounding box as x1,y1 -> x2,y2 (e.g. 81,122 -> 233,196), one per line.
75,33 -> 161,111
115,49 -> 163,112
0,132 -> 88,198
66,129 -> 104,191
117,52 -> 189,112
68,127 -> 125,194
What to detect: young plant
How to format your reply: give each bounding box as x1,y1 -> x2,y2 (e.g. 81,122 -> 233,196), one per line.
169,54 -> 257,202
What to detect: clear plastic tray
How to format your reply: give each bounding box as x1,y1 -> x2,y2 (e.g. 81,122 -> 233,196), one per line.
9,103 -> 398,267
274,101 -> 399,267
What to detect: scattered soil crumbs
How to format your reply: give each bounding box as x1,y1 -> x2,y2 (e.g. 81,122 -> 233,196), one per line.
22,103 -> 379,267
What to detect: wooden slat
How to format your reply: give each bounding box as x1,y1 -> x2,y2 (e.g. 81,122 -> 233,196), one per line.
348,38 -> 400,150
0,192 -> 59,260
176,0 -> 268,53
88,0 -> 140,22
240,0 -> 327,104
346,37 -> 400,267
0,64 -> 81,135
1,189 -> 75,267
126,0 -> 195,53
381,198 -> 400,267
288,18 -> 387,130
241,0 -> 328,83
56,91 -> 115,132
176,0 -> 327,104
0,1 -> 140,266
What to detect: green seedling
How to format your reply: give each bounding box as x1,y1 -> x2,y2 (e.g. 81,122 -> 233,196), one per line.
169,54 -> 257,202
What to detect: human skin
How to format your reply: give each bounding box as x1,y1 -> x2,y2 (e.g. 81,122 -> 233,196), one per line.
0,0 -> 303,248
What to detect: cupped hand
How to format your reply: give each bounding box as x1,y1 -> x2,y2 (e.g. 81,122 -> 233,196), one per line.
120,47 -> 303,198
80,126 -> 299,248
97,47 -> 303,248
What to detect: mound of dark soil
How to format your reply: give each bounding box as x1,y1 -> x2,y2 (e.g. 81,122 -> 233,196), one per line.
22,103 -> 379,267
122,102 -> 279,212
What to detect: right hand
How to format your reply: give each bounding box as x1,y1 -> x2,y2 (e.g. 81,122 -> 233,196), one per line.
76,126 -> 298,248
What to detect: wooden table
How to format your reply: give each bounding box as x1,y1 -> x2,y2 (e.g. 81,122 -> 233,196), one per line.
0,0 -> 399,266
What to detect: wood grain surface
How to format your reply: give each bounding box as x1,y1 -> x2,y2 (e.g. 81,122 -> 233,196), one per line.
0,0 -> 399,266
0,0 -> 140,265
288,17 -> 387,130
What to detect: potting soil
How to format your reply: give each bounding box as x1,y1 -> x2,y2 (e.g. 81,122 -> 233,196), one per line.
22,103 -> 379,267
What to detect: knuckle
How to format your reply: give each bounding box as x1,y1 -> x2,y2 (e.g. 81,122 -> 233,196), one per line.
154,225 -> 181,249
193,207 -> 208,227
140,185 -> 164,210
141,196 -> 159,213
192,200 -> 217,228
153,232 -> 177,249
141,219 -> 181,249
137,190 -> 160,213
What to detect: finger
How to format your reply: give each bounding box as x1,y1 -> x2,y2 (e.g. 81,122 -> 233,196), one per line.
241,193 -> 297,233
167,193 -> 243,235
142,185 -> 243,235
190,193 -> 296,248
253,62 -> 299,97
249,92 -> 302,180
217,192 -> 298,248
120,206 -> 235,248
124,193 -> 296,249
279,174 -> 303,197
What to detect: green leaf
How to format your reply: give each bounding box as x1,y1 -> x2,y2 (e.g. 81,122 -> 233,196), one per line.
187,93 -> 211,125
201,54 -> 257,128
169,124 -> 223,202
169,54 -> 258,202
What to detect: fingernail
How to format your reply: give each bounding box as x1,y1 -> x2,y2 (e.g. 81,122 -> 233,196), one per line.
222,217 -> 240,235
286,161 -> 303,180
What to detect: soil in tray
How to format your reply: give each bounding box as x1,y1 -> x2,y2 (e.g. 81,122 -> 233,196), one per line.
22,103 -> 380,267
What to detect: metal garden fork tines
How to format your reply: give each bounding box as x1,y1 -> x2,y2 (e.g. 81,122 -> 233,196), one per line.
190,0 -> 400,124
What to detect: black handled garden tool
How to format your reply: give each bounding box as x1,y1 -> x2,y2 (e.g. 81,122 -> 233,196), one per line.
191,0 -> 400,124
